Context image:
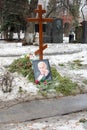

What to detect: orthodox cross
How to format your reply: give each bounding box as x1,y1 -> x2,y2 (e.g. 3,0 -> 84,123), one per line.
27,4 -> 53,60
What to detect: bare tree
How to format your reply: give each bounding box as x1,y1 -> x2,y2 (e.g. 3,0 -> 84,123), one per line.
45,0 -> 81,35
81,0 -> 87,21
46,0 -> 81,22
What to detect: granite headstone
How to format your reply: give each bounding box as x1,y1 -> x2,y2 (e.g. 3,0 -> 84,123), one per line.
75,26 -> 82,43
82,21 -> 87,43
43,18 -> 63,43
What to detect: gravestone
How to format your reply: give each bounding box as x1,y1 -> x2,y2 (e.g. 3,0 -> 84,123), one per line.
52,18 -> 63,43
75,26 -> 82,43
82,21 -> 87,43
75,21 -> 87,43
43,22 -> 53,43
43,18 -> 63,43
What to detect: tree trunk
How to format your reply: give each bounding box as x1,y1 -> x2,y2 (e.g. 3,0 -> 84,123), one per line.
25,22 -> 35,44
24,0 -> 38,45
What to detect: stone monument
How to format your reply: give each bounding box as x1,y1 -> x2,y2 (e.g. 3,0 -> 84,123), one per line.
44,18 -> 63,43
75,26 -> 82,43
81,21 -> 87,43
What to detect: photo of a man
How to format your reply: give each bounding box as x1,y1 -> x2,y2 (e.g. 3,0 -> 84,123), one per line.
32,59 -> 52,82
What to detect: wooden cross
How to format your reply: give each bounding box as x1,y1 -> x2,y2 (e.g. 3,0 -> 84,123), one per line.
27,5 -> 53,60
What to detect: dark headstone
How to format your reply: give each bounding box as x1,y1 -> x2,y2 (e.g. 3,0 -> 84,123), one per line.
43,18 -> 63,43
52,18 -> 63,43
75,21 -> 87,43
43,22 -> 53,42
82,21 -> 87,43
75,26 -> 82,43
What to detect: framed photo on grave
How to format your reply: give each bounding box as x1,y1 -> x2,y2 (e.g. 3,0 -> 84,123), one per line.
32,59 -> 52,82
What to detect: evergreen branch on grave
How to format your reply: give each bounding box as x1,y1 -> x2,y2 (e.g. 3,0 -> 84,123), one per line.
9,58 -> 80,96
9,55 -> 34,82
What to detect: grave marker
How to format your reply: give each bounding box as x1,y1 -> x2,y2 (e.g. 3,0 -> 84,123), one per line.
27,5 -> 53,60
44,18 -> 63,43
82,21 -> 87,43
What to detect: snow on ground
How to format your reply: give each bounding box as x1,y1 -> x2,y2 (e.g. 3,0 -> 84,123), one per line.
1,110 -> 87,130
0,40 -> 87,101
0,40 -> 87,130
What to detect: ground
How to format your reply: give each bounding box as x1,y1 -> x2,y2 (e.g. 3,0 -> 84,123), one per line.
0,40 -> 87,129
0,42 -> 87,101
0,111 -> 87,130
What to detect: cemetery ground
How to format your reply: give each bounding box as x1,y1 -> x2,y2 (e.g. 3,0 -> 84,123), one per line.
0,40 -> 87,129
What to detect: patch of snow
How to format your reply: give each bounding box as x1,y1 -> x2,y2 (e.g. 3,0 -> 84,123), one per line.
0,39 -> 87,130
0,41 -> 87,101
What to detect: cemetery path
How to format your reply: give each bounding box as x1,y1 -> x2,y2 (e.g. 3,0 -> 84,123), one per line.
0,94 -> 87,123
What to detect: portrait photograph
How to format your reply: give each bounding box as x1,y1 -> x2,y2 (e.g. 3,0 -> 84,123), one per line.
32,59 -> 52,82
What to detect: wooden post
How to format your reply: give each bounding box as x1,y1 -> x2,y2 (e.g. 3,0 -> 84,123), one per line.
27,5 -> 53,60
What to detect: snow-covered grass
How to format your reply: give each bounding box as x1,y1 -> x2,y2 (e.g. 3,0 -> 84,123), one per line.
0,40 -> 87,101
0,40 -> 87,130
